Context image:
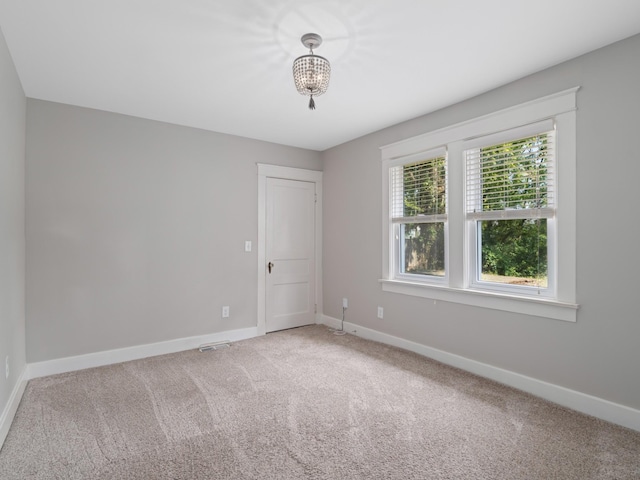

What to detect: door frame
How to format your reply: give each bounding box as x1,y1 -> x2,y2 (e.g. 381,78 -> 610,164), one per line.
257,164 -> 323,336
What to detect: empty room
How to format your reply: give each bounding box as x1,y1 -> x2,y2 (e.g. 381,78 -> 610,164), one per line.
1,1 -> 640,478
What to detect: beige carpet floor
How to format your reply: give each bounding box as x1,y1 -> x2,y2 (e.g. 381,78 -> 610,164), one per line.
1,325 -> 639,479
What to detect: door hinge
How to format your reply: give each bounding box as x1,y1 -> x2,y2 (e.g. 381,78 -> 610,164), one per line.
314,304 -> 317,313
314,193 -> 317,204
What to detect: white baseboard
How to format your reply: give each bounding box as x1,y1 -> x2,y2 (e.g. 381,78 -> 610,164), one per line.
27,326 -> 260,379
0,367 -> 28,449
320,315 -> 640,432
319,314 -> 342,330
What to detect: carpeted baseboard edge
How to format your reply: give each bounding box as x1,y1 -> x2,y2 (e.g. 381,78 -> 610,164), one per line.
26,326 -> 260,380
320,315 -> 640,433
0,368 -> 27,450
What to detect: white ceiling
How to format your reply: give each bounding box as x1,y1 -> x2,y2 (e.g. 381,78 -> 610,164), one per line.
1,1 -> 640,151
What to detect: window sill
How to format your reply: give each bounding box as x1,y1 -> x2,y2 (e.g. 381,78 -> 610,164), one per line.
379,279 -> 578,322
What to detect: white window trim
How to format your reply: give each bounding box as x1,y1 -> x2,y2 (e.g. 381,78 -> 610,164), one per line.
380,88 -> 579,322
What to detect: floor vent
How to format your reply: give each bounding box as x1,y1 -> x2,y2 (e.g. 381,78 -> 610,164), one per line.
198,341 -> 231,352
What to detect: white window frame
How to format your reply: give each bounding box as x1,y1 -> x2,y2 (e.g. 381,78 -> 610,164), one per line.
380,88 -> 579,322
389,147 -> 449,286
464,121 -> 556,299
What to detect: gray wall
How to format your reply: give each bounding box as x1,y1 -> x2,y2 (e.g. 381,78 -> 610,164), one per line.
0,27 -> 26,417
26,100 -> 322,362
322,33 -> 640,411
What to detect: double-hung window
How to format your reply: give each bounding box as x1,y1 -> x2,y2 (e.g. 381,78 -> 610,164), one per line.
381,88 -> 578,322
465,121 -> 555,297
390,150 -> 447,282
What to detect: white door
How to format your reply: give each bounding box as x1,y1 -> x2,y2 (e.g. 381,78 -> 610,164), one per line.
265,177 -> 316,333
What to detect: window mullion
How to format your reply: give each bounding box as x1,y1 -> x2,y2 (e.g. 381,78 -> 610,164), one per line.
447,141 -> 464,289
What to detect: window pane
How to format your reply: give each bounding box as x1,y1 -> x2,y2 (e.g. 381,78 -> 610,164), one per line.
479,219 -> 547,287
466,132 -> 554,215
401,223 -> 445,276
400,157 -> 446,217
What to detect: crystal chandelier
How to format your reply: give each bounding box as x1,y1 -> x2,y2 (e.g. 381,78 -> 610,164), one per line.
292,33 -> 331,110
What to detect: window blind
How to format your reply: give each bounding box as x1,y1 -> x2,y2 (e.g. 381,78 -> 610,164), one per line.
466,129 -> 555,220
391,156 -> 446,223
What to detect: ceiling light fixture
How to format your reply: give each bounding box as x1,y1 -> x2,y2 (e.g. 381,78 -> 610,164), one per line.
292,33 -> 331,110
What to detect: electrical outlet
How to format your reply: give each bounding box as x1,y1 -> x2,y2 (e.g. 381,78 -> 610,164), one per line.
244,241 -> 252,252
5,356 -> 9,379
377,306 -> 384,319
222,306 -> 230,318
343,298 -> 348,309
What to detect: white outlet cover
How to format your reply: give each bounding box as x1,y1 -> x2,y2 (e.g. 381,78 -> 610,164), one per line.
377,306 -> 384,319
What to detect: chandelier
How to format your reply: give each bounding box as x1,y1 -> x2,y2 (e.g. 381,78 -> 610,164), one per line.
292,33 -> 331,110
